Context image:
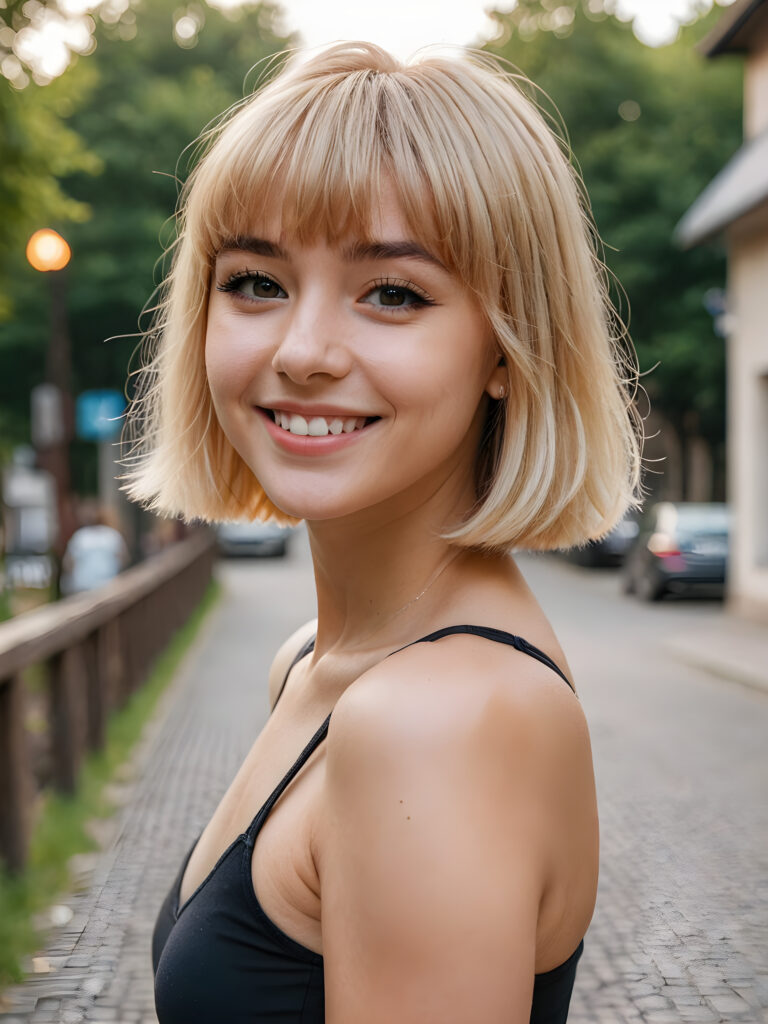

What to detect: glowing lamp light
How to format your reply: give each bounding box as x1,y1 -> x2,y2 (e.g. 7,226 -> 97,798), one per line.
26,229 -> 71,272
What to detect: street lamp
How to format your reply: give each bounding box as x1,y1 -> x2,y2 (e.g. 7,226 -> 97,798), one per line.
26,228 -> 76,596
26,229 -> 71,273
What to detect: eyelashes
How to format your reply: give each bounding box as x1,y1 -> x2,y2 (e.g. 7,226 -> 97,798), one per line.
215,269 -> 436,313
365,277 -> 435,311
216,270 -> 286,302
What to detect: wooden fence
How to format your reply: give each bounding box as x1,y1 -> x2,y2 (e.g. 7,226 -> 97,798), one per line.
0,529 -> 216,875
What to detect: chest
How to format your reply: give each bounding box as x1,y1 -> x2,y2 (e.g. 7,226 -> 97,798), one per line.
177,712 -> 328,955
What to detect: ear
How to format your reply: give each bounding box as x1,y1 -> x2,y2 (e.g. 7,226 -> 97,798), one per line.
484,355 -> 508,401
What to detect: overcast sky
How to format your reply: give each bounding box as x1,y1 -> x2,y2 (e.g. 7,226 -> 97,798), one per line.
213,0 -> 739,57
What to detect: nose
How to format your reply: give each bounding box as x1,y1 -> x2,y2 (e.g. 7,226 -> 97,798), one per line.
271,292 -> 352,385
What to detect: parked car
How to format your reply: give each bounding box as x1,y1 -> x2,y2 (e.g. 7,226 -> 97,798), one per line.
216,521 -> 293,557
563,511 -> 639,567
622,502 -> 730,601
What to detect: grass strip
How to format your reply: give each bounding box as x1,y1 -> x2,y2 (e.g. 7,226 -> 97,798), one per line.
0,577 -> 221,993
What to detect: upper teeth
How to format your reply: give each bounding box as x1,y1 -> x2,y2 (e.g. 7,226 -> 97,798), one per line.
271,411 -> 369,436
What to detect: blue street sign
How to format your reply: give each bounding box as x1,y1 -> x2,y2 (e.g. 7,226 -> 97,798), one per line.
76,389 -> 125,442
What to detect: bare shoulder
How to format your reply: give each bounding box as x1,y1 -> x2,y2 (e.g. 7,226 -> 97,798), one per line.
329,629 -> 590,785
267,617 -> 318,710
319,635 -> 596,1023
324,633 -> 594,842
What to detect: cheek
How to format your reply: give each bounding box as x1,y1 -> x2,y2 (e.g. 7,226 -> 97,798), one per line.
375,314 -> 492,418
205,339 -> 240,405
204,309 -> 266,405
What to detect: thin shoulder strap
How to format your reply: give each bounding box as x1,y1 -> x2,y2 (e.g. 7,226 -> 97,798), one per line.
274,623 -> 573,714
389,624 -> 576,694
273,634 -> 317,710
247,710 -> 331,844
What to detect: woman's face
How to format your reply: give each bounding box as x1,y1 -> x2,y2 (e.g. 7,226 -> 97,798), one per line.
205,186 -> 503,525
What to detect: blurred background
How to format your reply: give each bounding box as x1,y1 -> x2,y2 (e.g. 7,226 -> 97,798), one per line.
0,0 -> 755,615
1,1 -> 768,1022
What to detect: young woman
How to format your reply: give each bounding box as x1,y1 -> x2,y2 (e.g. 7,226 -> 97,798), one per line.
130,41 -> 641,1023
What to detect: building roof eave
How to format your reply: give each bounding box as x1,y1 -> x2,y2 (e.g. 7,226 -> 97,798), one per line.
698,0 -> 767,57
674,128 -> 768,248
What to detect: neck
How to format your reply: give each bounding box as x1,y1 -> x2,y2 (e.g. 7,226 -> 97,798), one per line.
306,465 -> 477,657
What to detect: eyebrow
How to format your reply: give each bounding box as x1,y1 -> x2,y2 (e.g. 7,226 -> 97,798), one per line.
342,239 -> 445,270
216,236 -> 445,271
217,237 -> 290,260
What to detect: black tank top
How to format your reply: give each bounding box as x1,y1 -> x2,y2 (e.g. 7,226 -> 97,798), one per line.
152,625 -> 585,1023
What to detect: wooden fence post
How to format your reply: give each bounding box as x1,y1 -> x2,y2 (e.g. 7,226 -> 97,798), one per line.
48,645 -> 88,794
98,617 -> 123,719
84,631 -> 106,753
0,675 -> 33,874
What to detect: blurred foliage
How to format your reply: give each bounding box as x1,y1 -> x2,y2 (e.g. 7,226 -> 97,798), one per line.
484,0 -> 742,468
0,64 -> 101,319
1,0 -> 101,89
0,0 -> 294,458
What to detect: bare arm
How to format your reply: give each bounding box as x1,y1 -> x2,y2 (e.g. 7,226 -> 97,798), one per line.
319,652 -> 590,1024
266,617 -> 318,711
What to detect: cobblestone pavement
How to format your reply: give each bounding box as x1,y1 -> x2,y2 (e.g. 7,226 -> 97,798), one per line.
1,533 -> 766,1023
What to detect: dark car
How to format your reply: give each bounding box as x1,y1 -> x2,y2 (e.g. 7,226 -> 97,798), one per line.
622,502 -> 730,601
216,521 -> 293,557
564,511 -> 640,567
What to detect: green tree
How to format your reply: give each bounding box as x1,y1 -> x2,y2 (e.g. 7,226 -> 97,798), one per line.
484,0 -> 742,498
0,67 -> 101,457
0,0 -> 294,473
0,67 -> 100,319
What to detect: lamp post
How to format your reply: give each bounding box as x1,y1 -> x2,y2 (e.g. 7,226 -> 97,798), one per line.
26,229 -> 76,597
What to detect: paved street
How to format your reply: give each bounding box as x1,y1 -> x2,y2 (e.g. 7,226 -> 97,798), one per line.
1,529 -> 766,1024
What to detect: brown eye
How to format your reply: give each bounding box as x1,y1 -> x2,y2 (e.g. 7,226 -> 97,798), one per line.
362,280 -> 432,312
249,278 -> 281,299
217,272 -> 287,303
380,286 -> 407,306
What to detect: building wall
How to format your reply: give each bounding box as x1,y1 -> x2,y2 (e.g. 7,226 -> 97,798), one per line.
727,216 -> 768,621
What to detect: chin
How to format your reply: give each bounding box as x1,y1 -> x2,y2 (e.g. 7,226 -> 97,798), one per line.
260,484 -> 377,524
243,449 -> 439,525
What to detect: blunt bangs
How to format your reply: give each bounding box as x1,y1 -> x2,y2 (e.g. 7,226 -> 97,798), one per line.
188,58 -> 509,299
122,42 -> 641,550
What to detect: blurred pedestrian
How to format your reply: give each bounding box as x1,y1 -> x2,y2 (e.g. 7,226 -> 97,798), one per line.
60,499 -> 129,595
125,42 -> 641,1023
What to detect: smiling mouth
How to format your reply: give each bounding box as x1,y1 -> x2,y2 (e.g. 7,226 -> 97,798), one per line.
260,408 -> 381,437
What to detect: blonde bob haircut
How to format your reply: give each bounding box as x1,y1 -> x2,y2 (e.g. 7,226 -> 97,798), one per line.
123,41 -> 642,552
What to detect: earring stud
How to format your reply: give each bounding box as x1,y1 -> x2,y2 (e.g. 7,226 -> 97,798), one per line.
497,384 -> 505,399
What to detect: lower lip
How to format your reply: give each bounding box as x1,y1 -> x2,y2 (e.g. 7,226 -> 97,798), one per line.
255,407 -> 379,455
